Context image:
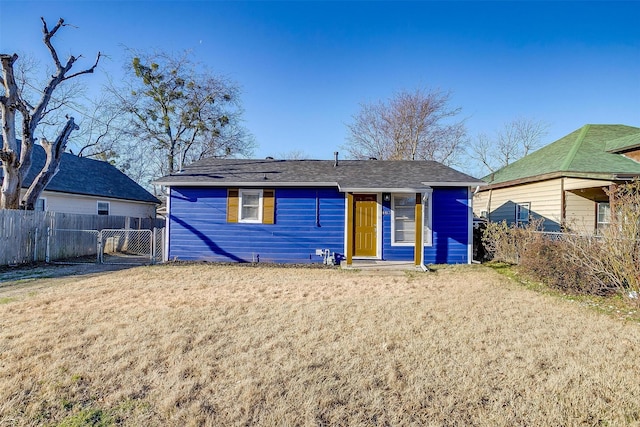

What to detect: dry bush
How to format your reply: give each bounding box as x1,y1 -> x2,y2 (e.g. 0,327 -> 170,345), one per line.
519,237 -> 606,295
1,265 -> 640,426
482,218 -> 544,264
563,181 -> 640,302
483,183 -> 640,302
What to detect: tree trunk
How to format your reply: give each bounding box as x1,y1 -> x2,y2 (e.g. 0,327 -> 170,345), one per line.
1,54 -> 22,209
0,150 -> 21,209
22,117 -> 79,210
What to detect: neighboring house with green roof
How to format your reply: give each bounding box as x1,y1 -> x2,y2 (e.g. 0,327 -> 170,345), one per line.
474,124 -> 640,233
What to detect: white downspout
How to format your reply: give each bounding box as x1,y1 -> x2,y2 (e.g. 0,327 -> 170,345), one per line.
420,192 -> 428,272
164,186 -> 171,262
467,187 -> 473,264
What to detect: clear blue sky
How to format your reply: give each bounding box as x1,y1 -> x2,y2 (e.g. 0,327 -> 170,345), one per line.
1,1 -> 639,177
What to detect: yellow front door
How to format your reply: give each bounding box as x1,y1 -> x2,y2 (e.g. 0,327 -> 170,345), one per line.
354,194 -> 377,257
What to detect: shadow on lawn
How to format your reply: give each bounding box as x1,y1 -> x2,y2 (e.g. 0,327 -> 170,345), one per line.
0,262 -> 137,285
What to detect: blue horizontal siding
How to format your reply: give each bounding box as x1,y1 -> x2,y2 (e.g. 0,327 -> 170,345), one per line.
382,188 -> 470,264
169,187 -> 345,263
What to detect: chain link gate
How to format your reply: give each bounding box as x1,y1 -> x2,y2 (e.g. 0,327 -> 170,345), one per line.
100,229 -> 153,264
47,228 -> 164,265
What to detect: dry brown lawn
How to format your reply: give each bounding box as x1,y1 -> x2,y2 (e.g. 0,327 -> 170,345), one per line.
1,264 -> 640,426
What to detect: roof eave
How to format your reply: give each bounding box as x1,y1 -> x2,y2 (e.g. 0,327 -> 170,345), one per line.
339,186 -> 434,193
607,144 -> 640,154
422,181 -> 486,187
479,171 -> 640,191
154,181 -> 339,188
37,189 -> 161,205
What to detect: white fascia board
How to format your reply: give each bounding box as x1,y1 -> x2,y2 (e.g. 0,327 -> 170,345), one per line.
421,181 -> 487,187
153,181 -> 339,188
39,189 -> 158,206
339,186 -> 433,193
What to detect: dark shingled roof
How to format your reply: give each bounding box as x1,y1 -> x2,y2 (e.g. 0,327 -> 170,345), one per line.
5,144 -> 160,204
155,158 -> 483,190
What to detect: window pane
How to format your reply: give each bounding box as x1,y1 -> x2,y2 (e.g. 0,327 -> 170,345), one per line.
395,195 -> 415,207
243,194 -> 260,207
597,203 -> 610,224
35,198 -> 45,211
242,206 -> 259,220
395,206 -> 414,220
516,203 -> 530,224
98,202 -> 109,215
395,220 -> 415,243
394,195 -> 416,243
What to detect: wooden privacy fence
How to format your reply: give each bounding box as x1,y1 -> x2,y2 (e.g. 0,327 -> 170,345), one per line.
0,210 -> 164,266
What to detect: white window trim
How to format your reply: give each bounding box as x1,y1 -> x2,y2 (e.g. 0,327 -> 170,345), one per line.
516,202 -> 531,226
597,202 -> 611,229
391,194 -> 416,246
238,189 -> 263,223
422,192 -> 433,247
391,193 -> 433,247
35,197 -> 47,212
97,201 -> 110,216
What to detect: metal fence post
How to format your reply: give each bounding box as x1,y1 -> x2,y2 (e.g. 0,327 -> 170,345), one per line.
45,227 -> 50,263
97,231 -> 103,264
34,227 -> 39,262
152,228 -> 157,264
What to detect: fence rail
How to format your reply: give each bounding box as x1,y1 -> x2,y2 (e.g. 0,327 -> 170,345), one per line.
0,210 -> 164,266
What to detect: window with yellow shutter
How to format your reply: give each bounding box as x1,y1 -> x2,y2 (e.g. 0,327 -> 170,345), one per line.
227,188 -> 275,224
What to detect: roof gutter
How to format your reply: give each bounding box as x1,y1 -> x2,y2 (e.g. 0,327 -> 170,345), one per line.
338,186 -> 433,193
152,181 -> 339,188
421,181 -> 487,187
481,171 -> 640,191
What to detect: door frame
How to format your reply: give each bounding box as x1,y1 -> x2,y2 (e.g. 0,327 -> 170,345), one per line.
344,192 -> 382,261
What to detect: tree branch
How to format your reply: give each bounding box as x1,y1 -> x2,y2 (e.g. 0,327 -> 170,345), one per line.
62,52 -> 102,81
41,17 -> 65,70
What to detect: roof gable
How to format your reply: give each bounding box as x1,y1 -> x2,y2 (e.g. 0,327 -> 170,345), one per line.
484,124 -> 640,185
155,158 -> 483,190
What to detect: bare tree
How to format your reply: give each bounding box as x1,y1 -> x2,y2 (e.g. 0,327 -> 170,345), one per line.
68,94 -> 126,163
0,17 -> 100,209
470,117 -> 550,175
273,149 -> 311,160
343,88 -> 467,165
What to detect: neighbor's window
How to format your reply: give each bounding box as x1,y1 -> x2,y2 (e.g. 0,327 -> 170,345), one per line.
97,201 -> 110,216
597,202 -> 610,231
35,198 -> 46,212
515,202 -> 530,226
391,194 -> 432,246
239,189 -> 263,223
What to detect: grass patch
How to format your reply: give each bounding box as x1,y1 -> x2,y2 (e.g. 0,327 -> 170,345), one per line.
1,264 -> 640,425
57,408 -> 113,427
486,261 -> 640,323
0,296 -> 16,304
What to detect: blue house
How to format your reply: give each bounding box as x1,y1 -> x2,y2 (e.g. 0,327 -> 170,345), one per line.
155,156 -> 484,266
